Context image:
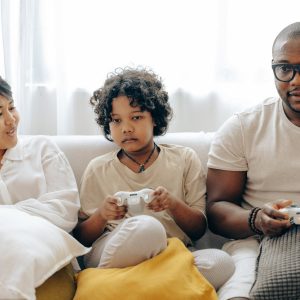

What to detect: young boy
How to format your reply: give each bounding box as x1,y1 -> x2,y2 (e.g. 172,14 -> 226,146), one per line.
73,67 -> 234,290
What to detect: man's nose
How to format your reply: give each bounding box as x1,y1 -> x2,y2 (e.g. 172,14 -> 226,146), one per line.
291,69 -> 300,84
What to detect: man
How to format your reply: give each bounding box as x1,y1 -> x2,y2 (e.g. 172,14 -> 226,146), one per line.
207,22 -> 300,300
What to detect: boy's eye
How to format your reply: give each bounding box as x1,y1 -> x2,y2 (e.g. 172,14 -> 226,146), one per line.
132,115 -> 142,120
111,118 -> 121,123
9,106 -> 16,111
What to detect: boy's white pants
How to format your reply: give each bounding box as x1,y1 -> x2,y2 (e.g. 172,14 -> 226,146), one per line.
84,215 -> 235,290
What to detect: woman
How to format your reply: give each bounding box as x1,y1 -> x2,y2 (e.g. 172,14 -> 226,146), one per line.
0,76 -> 89,300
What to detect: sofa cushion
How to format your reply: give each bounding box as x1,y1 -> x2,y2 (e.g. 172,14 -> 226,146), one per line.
250,226 -> 300,299
36,264 -> 75,300
73,237 -> 217,300
0,207 -> 90,299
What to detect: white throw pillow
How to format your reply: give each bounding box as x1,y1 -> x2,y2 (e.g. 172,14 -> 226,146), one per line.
0,206 -> 90,300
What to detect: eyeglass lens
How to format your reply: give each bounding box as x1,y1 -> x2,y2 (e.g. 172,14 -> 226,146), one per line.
274,64 -> 300,82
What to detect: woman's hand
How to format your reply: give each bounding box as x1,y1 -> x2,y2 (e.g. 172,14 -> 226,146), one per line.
96,196 -> 127,221
147,186 -> 178,212
256,199 -> 293,237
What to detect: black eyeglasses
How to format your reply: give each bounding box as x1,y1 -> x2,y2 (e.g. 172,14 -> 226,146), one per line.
272,63 -> 300,82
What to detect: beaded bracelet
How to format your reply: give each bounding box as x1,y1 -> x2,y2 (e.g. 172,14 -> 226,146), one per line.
248,207 -> 264,235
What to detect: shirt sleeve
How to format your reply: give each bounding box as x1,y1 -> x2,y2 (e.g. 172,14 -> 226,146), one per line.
15,139 -> 80,232
208,114 -> 248,171
79,159 -> 104,218
183,148 -> 206,214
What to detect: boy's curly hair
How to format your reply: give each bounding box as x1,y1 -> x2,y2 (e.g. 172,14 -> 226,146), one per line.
90,67 -> 173,141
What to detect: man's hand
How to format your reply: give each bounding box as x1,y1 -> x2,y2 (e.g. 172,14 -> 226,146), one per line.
256,199 -> 293,236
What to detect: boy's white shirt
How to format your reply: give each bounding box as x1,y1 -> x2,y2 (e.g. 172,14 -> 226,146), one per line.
80,144 -> 206,245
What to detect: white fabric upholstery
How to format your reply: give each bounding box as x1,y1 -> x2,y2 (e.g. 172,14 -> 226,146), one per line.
0,206 -> 90,299
50,132 -> 228,249
51,132 -> 214,186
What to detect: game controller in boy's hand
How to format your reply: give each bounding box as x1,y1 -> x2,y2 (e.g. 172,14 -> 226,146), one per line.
114,188 -> 154,215
279,205 -> 300,225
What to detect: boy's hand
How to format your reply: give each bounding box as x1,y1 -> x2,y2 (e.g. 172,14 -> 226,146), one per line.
97,196 -> 127,221
256,199 -> 293,237
147,186 -> 178,212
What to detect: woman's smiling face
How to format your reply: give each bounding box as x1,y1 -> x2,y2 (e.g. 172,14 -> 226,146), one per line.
0,95 -> 20,158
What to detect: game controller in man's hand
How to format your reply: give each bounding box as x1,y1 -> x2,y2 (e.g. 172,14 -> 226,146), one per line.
279,205 -> 300,225
114,188 -> 154,215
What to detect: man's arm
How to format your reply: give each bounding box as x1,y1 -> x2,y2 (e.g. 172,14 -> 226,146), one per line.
207,168 -> 292,238
206,168 -> 254,239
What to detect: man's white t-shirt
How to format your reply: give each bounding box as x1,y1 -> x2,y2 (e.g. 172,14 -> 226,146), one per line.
208,97 -> 300,209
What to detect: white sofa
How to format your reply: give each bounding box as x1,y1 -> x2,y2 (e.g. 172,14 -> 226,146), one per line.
51,132 -> 229,250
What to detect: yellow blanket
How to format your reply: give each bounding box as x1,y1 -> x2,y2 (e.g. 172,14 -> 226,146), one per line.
74,237 -> 217,300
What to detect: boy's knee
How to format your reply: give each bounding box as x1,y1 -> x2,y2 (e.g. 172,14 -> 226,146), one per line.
126,215 -> 167,242
193,249 -> 235,290
99,215 -> 167,268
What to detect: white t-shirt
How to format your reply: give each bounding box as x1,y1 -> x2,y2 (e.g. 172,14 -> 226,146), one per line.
80,144 -> 206,245
208,97 -> 300,209
0,136 -> 80,232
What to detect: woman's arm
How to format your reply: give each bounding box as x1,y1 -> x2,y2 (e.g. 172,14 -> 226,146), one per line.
14,138 -> 80,232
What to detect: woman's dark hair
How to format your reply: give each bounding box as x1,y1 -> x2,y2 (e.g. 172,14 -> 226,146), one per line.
0,76 -> 13,100
90,67 -> 173,141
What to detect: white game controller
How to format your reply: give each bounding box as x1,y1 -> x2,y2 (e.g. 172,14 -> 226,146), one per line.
114,188 -> 154,215
279,205 -> 300,225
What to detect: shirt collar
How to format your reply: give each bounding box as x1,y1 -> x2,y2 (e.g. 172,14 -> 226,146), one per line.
2,138 -> 24,162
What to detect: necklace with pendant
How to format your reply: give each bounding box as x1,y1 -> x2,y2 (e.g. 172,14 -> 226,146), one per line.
122,143 -> 157,173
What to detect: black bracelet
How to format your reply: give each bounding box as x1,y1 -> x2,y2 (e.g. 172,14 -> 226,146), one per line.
248,207 -> 264,235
